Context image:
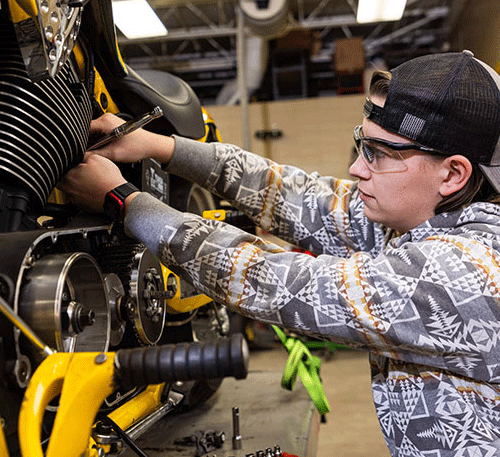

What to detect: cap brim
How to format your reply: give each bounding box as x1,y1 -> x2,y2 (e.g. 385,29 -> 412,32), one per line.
479,163 -> 500,194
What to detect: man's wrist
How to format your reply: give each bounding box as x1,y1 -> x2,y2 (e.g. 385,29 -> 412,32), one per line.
157,135 -> 175,169
103,182 -> 140,222
124,190 -> 140,215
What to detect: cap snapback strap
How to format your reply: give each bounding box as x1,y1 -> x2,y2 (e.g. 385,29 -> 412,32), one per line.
363,97 -> 384,124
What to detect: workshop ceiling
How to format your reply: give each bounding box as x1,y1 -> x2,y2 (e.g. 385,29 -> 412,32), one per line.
116,0 -> 468,104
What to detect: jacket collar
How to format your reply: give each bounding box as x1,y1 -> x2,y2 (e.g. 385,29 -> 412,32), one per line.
391,202 -> 500,246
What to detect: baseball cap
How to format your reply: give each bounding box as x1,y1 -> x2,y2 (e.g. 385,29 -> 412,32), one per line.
363,50 -> 500,193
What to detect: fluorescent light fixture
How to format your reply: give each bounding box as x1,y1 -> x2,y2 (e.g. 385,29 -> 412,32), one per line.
356,0 -> 407,23
112,0 -> 167,39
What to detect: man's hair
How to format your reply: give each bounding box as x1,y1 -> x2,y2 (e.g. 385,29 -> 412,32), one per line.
369,70 -> 499,214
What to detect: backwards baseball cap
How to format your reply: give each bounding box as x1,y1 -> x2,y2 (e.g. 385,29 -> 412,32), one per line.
363,50 -> 500,193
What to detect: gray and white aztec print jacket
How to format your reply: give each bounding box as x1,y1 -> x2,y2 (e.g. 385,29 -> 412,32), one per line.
125,136 -> 500,456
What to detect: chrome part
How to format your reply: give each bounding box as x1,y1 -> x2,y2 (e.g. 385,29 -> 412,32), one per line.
10,355 -> 31,389
104,273 -> 126,347
129,249 -> 166,345
103,387 -> 138,409
232,406 -> 242,450
88,105 -> 163,151
10,0 -> 84,81
92,391 -> 184,452
126,391 -> 184,440
165,273 -> 178,298
214,303 -> 231,336
191,303 -> 230,341
163,309 -> 198,327
18,252 -> 111,352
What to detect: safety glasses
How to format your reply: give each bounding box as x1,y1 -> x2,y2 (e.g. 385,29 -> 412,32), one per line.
353,125 -> 443,173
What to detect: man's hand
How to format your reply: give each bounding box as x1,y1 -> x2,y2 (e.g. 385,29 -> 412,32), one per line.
89,113 -> 175,165
58,153 -> 127,213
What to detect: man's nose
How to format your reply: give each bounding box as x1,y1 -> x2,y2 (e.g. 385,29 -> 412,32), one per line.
349,154 -> 371,179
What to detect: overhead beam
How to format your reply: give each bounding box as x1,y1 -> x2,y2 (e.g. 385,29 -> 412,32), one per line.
118,6 -> 449,46
365,7 -> 449,51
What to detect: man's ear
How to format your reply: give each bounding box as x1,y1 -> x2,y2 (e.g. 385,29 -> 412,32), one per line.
439,155 -> 472,197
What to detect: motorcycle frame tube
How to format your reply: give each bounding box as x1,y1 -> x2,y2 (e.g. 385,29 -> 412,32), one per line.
106,383 -> 165,432
6,0 -> 37,23
199,107 -> 223,143
0,418 -> 9,457
17,350 -> 169,457
161,265 -> 212,313
18,352 -> 115,457
72,43 -> 121,115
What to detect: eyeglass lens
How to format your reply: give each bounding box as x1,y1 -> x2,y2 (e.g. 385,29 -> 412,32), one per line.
353,126 -> 408,173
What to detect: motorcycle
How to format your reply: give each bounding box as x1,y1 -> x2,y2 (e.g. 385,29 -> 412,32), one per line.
0,0 -> 246,455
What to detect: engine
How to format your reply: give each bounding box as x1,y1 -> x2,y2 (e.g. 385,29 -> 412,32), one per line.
0,13 -> 92,228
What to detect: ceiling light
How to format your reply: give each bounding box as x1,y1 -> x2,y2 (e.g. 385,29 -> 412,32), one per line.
112,0 -> 167,39
356,0 -> 407,23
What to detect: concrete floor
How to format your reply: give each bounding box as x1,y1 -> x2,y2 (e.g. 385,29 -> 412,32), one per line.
125,340 -> 391,457
249,344 -> 392,457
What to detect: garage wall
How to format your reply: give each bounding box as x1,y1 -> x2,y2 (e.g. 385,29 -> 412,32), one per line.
205,94 -> 366,179
451,0 -> 500,68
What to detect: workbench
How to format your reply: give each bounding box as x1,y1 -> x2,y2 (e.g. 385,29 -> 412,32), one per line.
123,370 -> 320,457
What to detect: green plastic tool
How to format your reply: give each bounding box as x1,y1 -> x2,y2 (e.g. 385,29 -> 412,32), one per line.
272,325 -> 330,415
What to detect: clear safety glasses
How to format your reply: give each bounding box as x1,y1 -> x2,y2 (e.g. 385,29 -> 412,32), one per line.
353,125 -> 443,173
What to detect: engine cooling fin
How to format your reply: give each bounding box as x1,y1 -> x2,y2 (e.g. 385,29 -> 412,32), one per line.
0,14 -> 92,209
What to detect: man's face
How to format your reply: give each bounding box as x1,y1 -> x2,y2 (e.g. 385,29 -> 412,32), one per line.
348,96 -> 445,233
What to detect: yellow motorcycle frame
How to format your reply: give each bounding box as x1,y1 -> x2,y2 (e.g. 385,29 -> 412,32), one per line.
0,293 -> 248,457
0,335 -> 248,457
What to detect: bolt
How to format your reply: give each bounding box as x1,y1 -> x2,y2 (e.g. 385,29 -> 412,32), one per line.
95,421 -> 112,435
232,406 -> 242,450
25,256 -> 35,268
95,353 -> 107,364
80,309 -> 96,327
166,274 -> 178,297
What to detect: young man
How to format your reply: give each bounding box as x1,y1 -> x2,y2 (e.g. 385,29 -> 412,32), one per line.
60,51 -> 500,456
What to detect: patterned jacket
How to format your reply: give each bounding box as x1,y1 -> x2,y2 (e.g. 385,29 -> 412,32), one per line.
125,136 -> 500,456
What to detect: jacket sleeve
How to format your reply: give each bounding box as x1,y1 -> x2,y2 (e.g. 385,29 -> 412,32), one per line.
167,136 -> 387,257
124,192 -> 500,382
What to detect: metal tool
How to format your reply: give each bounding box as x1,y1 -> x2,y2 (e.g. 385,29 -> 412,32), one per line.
232,406 -> 242,450
87,106 -> 163,151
